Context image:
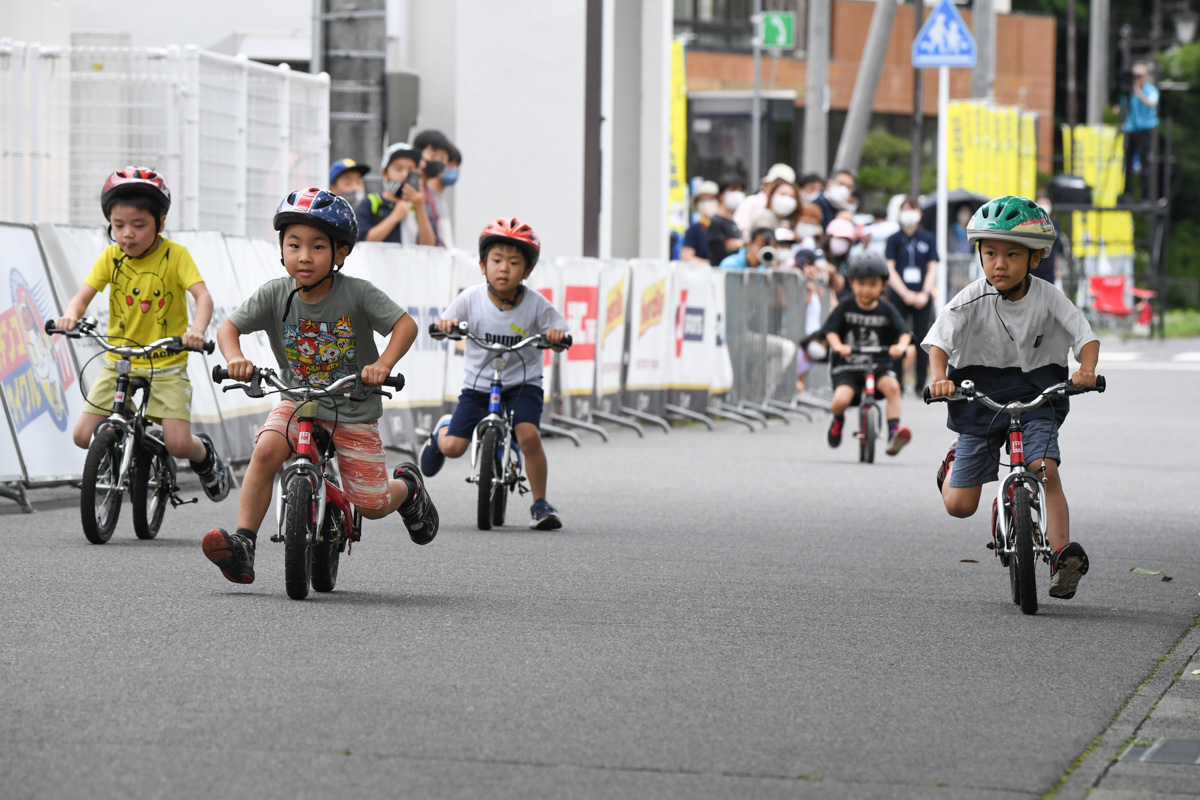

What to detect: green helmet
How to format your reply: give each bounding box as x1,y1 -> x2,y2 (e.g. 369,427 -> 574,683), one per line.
966,195 -> 1055,255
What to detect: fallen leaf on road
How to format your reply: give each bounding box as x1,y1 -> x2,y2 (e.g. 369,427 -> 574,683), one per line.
1192,670 -> 1200,675
1130,568 -> 1163,575
960,559 -> 978,563
1162,576 -> 1173,582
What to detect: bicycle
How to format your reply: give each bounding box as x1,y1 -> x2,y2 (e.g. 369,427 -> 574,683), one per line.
924,376 -> 1106,615
45,316 -> 214,544
428,321 -> 572,530
843,345 -> 889,464
212,365 -> 404,600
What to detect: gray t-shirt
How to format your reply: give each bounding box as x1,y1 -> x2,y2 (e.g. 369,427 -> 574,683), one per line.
443,283 -> 568,391
229,274 -> 406,423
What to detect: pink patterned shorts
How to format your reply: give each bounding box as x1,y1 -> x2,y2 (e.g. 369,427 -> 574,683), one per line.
256,402 -> 391,510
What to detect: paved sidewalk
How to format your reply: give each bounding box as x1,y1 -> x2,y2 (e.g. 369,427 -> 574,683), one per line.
1056,620 -> 1200,799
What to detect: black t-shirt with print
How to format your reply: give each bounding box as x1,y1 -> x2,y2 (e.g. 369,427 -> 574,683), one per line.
818,296 -> 910,375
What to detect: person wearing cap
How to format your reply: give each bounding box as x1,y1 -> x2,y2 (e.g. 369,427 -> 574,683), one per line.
733,162 -> 796,239
356,142 -> 436,246
328,158 -> 370,207
680,179 -> 719,263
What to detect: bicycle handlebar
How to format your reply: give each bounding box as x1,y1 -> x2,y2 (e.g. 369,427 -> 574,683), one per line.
923,376 -> 1106,409
212,364 -> 404,402
428,320 -> 573,350
46,316 -> 215,355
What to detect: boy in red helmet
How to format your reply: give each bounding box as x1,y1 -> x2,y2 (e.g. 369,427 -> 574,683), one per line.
55,166 -> 230,503
420,218 -> 570,530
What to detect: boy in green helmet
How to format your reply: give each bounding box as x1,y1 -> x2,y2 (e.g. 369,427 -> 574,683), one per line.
923,196 -> 1100,601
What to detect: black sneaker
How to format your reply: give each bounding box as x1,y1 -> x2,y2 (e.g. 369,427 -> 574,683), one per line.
936,440 -> 958,493
202,528 -> 255,584
194,433 -> 230,502
394,463 -> 439,545
1049,542 -> 1089,599
827,416 -> 844,448
530,499 -> 562,531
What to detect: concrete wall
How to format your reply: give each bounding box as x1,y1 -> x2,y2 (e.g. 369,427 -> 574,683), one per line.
1,0 -> 72,46
453,0 -> 587,260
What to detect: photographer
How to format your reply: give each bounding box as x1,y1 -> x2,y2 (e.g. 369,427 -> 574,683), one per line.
1114,61 -> 1159,203
718,227 -> 777,271
357,142 -> 436,245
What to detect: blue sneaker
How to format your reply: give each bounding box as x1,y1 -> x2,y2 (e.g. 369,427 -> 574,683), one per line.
530,499 -> 562,531
420,414 -> 452,477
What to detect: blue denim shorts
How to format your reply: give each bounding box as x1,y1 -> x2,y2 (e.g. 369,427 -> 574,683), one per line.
950,418 -> 1061,489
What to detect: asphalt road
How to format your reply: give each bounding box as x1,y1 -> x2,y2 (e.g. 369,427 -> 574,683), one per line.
3,338 -> 1199,800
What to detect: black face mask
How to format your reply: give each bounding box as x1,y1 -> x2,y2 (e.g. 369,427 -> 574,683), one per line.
422,160 -> 444,179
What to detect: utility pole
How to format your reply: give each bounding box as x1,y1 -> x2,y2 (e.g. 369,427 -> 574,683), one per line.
1066,0 -> 1077,128
1087,0 -> 1110,124
833,0 -> 897,173
970,0 -> 995,100
910,0 -> 924,197
322,0 -> 388,188
803,0 -> 830,176
751,0 -> 763,188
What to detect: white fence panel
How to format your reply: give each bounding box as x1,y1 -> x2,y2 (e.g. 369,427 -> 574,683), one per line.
624,260 -> 673,417
555,258 -> 601,419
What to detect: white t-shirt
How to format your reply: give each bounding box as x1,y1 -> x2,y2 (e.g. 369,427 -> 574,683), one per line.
442,283 -> 569,391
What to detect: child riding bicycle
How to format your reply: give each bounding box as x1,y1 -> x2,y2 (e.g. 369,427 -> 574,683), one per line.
202,188 -> 438,585
55,166 -> 230,503
419,217 -> 570,530
923,196 -> 1100,600
818,251 -> 913,455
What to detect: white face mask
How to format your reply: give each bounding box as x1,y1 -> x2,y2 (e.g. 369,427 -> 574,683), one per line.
801,190 -> 821,203
771,196 -> 798,218
795,222 -> 821,239
828,238 -> 851,256
826,184 -> 852,208
899,209 -> 922,229
957,210 -> 971,228
723,191 -> 745,212
696,199 -> 719,218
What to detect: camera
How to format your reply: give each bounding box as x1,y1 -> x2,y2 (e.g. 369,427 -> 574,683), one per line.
1116,68 -> 1135,96
759,246 -> 779,265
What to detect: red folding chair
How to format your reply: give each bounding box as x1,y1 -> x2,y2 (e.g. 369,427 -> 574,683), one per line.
1088,276 -> 1156,327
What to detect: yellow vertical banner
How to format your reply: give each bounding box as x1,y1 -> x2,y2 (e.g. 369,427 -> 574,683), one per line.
1062,124 -> 1132,257
668,39 -> 688,237
947,101 -> 965,192
1019,113 -> 1036,200
1004,107 -> 1019,196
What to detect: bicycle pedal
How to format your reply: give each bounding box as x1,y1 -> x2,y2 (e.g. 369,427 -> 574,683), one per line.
270,533 -> 284,543
986,541 -> 996,550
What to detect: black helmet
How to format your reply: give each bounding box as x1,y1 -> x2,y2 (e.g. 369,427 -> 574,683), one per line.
846,250 -> 889,280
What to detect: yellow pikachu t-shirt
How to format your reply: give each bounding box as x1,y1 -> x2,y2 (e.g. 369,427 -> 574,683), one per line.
85,238 -> 205,368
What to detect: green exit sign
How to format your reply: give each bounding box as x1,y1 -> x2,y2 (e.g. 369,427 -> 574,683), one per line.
761,12 -> 796,49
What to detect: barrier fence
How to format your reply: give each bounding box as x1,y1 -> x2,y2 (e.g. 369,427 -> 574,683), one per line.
0,222 -> 812,511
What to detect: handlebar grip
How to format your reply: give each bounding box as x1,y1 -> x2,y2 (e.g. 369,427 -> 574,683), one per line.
212,365 -> 230,382
428,322 -> 443,337
204,340 -> 216,355
44,319 -> 58,335
922,386 -> 933,403
560,334 -> 573,348
1096,375 -> 1106,393
1066,374 -> 1106,395
382,374 -> 405,390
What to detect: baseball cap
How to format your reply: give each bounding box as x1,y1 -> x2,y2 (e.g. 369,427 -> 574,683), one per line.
764,163 -> 796,184
692,180 -> 720,203
329,158 -> 369,185
381,142 -> 421,172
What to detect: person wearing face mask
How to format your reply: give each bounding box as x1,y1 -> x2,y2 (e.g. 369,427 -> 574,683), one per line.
948,202 -> 974,255
423,139 -> 462,249
358,142 -> 436,246
707,177 -> 746,266
680,180 -> 720,263
815,169 -> 858,227
328,158 -> 370,208
760,180 -> 801,233
798,173 -> 825,205
413,129 -> 457,248
885,197 -> 940,392
733,162 -> 796,238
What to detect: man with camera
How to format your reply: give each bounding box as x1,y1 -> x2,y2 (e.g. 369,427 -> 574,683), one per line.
1115,61 -> 1159,204
356,141 -> 436,246
718,227 -> 778,271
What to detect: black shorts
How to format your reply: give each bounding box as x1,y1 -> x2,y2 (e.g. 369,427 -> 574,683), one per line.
832,368 -> 897,406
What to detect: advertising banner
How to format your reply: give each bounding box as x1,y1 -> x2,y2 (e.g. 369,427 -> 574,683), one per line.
0,409 -> 22,481
522,260 -> 562,419
624,259 -> 672,416
0,224 -> 85,480
667,261 -> 713,412
668,40 -> 689,240
709,267 -> 734,399
595,259 -> 629,412
555,258 -> 601,420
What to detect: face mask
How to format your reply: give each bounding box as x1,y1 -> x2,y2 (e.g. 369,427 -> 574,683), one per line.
899,209 -> 922,228
771,196 -> 798,218
829,238 -> 851,256
826,184 -> 852,208
422,160 -> 444,179
795,222 -> 821,239
696,199 -> 719,218
384,179 -> 404,197
723,191 -> 745,211
801,190 -> 821,203
442,168 -> 460,186
348,188 -> 366,207
957,210 -> 971,228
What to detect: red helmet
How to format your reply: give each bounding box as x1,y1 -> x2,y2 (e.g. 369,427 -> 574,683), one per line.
101,167 -> 171,218
478,217 -> 540,269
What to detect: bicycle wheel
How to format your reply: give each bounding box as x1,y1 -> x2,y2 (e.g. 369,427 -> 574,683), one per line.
860,405 -> 877,464
311,483 -> 341,594
81,429 -> 123,544
131,448 -> 172,540
284,478 -> 315,600
491,457 -> 509,527
477,427 -> 500,530
1012,487 -> 1038,615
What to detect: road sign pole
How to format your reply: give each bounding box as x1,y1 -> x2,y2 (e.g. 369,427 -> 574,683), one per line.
936,64 -> 949,312
751,1 -> 762,188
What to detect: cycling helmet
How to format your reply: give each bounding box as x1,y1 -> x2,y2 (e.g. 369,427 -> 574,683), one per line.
478,217 -> 541,269
100,167 -> 171,218
966,195 -> 1055,255
273,188 -> 359,254
845,250 -> 889,281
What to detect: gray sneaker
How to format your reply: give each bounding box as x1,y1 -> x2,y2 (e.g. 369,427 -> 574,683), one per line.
1049,542 -> 1089,599
194,433 -> 230,502
394,463 -> 439,545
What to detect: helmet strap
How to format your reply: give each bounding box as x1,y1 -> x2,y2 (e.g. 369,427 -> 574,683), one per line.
487,282 -> 524,310
281,270 -> 338,322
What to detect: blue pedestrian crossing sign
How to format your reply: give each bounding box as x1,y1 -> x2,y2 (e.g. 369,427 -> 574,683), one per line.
912,0 -> 976,68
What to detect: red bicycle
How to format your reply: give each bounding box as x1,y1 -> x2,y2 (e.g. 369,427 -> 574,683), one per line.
212,365 -> 404,600
924,376 -> 1106,615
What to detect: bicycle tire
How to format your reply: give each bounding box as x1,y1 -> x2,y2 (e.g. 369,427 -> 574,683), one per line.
1013,487 -> 1038,615
131,448 -> 171,540
477,427 -> 500,530
491,458 -> 509,527
284,478 -> 314,600
860,405 -> 877,464
311,481 -> 341,594
81,429 -> 123,544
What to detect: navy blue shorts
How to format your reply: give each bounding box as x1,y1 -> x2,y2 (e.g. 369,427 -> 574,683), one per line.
446,384 -> 544,439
